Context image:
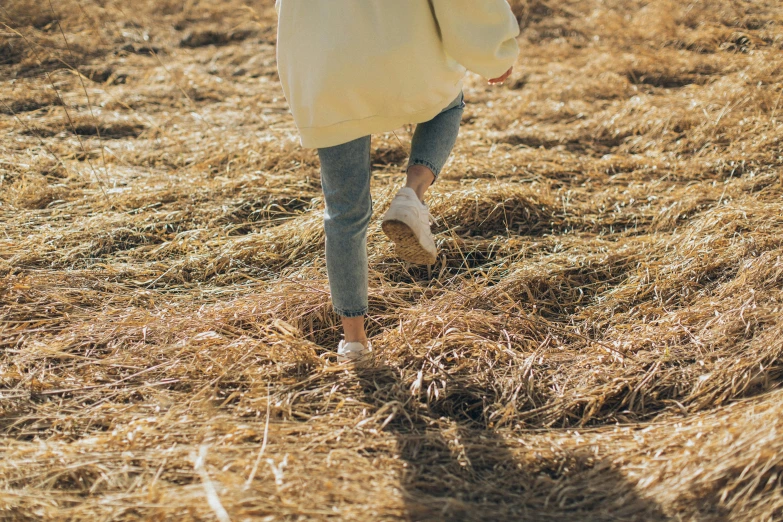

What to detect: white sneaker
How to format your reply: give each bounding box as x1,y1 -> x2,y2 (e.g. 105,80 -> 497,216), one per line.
337,340 -> 373,364
381,187 -> 437,265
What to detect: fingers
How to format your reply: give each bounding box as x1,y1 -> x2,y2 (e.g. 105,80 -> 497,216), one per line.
488,67 -> 513,85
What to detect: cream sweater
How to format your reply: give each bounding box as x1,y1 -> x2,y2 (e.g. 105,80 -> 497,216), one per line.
275,0 -> 520,148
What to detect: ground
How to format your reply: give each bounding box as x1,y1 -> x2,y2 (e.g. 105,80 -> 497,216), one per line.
1,0 -> 783,520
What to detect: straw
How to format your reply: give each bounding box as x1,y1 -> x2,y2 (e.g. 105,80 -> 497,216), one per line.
1,0 -> 782,519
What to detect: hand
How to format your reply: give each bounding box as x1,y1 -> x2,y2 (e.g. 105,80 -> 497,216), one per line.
488,67 -> 512,85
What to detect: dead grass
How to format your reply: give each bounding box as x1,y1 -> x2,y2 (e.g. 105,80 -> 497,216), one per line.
1,0 -> 783,520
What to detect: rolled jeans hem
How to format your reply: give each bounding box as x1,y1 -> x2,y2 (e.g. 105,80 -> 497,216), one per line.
408,158 -> 441,179
334,307 -> 367,318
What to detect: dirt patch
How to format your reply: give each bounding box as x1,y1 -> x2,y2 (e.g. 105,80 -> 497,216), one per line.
23,118 -> 146,139
0,91 -> 61,114
180,28 -> 257,48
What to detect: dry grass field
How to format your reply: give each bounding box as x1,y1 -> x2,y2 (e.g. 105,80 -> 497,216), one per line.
2,0 -> 783,519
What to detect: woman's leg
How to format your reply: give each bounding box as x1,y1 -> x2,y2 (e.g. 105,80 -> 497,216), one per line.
406,92 -> 465,199
380,93 -> 465,265
317,136 -> 372,344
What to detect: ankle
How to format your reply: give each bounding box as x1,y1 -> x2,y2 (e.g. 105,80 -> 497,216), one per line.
404,182 -> 428,203
341,315 -> 367,345
343,335 -> 368,346
405,165 -> 435,201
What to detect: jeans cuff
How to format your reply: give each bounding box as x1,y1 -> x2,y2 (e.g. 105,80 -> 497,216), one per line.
408,158 -> 441,179
333,306 -> 367,318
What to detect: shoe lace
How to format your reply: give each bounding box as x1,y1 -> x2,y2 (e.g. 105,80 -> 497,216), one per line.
394,191 -> 434,225
422,205 -> 434,227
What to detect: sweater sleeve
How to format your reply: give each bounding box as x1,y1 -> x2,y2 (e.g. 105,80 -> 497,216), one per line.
429,0 -> 520,79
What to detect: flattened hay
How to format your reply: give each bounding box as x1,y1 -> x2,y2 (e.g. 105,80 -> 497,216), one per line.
1,0 -> 782,519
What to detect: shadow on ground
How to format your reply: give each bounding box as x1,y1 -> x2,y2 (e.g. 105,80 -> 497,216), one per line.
356,364 -> 669,522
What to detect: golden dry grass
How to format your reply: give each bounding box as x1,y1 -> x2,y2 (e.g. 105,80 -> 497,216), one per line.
1,0 -> 783,520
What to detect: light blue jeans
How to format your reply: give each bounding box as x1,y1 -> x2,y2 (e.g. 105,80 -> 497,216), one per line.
317,92 -> 465,317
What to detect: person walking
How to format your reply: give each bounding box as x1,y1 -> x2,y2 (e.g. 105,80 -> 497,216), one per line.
275,0 -> 520,362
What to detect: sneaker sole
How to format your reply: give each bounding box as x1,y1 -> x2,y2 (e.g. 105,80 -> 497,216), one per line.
381,219 -> 437,265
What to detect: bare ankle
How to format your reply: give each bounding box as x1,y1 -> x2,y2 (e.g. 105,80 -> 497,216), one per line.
405,165 -> 435,201
344,336 -> 368,346
341,315 -> 367,345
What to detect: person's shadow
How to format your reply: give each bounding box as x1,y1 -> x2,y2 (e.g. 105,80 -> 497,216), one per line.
355,363 -> 670,522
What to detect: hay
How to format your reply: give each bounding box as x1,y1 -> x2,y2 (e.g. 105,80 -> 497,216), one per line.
1,0 -> 783,519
